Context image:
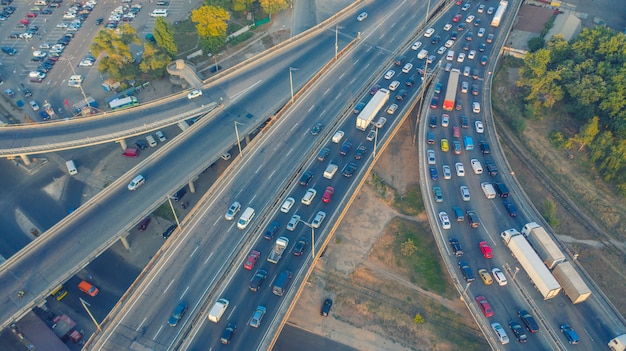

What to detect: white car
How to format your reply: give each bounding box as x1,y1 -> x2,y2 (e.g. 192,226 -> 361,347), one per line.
468,50 -> 476,60
56,22 -> 69,28
443,23 -> 452,31
332,130 -> 344,143
437,46 -> 447,55
33,51 -> 47,58
457,52 -> 465,62
79,59 -> 95,67
301,188 -> 317,205
472,101 -> 481,113
287,214 -> 301,231
411,41 -> 422,50
466,15 -> 475,23
248,306 -> 266,328
424,28 -> 435,37
384,70 -> 395,80
156,130 -> 167,142
29,71 -> 46,79
438,211 -> 451,229
357,12 -> 368,21
463,66 -> 471,76
492,268 -> 508,286
427,150 -> 436,165
311,211 -> 326,228
471,159 -> 483,174
478,28 -> 486,37
402,63 -> 413,73
460,186 -> 470,201
441,114 -> 449,127
478,4 -> 485,13
224,201 -> 241,220
280,197 -> 295,213
491,322 -> 510,345
443,165 -> 452,180
455,162 -> 465,177
386,104 -> 398,114
29,100 -> 40,111
444,39 -> 454,48
462,3 -> 470,11
187,89 -> 202,99
127,174 -> 145,191
487,7 -> 495,15
389,80 -> 400,91
475,121 -> 484,133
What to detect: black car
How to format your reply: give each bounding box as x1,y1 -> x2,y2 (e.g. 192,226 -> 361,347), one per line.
310,122 -> 323,136
395,89 -> 408,101
316,147 -> 330,162
37,64 -> 52,73
342,162 -> 357,177
451,31 -> 458,40
249,270 -> 267,292
220,323 -> 237,345
485,161 -> 498,176
449,238 -> 463,256
23,89 -> 32,98
263,221 -> 279,240
405,75 -> 416,87
518,309 -> 539,332
167,302 -> 187,326
339,141 -> 352,155
479,141 -> 490,154
430,35 -> 440,45
321,299 -> 333,317
171,188 -> 187,202
31,56 -> 45,62
462,42 -> 470,51
40,9 -> 52,15
292,237 -> 308,256
478,43 -> 486,52
162,225 -> 177,239
8,32 -> 19,39
135,140 -> 148,150
94,17 -> 103,25
503,199 -> 518,217
465,32 -> 473,41
458,261 -> 475,282
394,55 -> 406,66
471,84 -> 480,96
509,321 -> 528,343
429,115 -> 437,128
354,145 -> 367,160
460,115 -> 469,128
298,170 -> 314,186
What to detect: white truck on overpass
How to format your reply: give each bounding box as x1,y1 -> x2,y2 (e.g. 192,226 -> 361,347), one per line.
521,222 -> 566,269
501,229 -> 561,300
356,88 -> 390,130
491,1 -> 508,27
267,237 -> 289,264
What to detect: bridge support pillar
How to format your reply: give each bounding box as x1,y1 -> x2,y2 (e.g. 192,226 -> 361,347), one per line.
188,180 -> 196,193
117,139 -> 128,150
19,154 -> 31,166
119,236 -> 130,250
245,135 -> 250,145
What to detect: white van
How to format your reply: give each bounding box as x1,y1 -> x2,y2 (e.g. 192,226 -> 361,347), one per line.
207,298 -> 229,323
128,175 -> 145,191
237,207 -> 255,229
470,159 -> 483,174
417,49 -> 429,59
481,182 -> 496,199
446,50 -> 455,61
323,164 -> 338,179
150,9 -> 168,17
65,160 -> 77,175
34,0 -> 48,5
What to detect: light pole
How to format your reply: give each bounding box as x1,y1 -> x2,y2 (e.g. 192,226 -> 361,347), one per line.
463,281 -> 472,295
289,67 -> 298,103
79,298 -> 102,332
299,220 -> 315,261
234,121 -> 244,158
335,25 -> 344,60
166,196 -> 182,229
513,266 -> 520,280
64,57 -> 89,106
373,126 -> 379,157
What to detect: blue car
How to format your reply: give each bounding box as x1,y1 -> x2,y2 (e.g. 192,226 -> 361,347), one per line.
429,166 -> 438,180
561,324 -> 579,344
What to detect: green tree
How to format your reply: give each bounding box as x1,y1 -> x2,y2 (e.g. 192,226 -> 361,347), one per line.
191,5 -> 230,38
139,43 -> 170,79
570,116 -> 600,152
232,0 -> 254,12
259,0 -> 289,15
153,17 -> 177,58
91,24 -> 141,81
414,313 -> 425,324
527,37 -> 545,52
400,238 -> 417,257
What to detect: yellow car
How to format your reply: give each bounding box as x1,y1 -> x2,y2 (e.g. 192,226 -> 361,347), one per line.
478,269 -> 493,285
441,138 -> 449,152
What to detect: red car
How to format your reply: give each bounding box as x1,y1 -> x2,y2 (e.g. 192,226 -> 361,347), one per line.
26,12 -> 38,18
322,186 -> 334,203
479,241 -> 493,258
138,217 -> 151,231
243,250 -> 261,270
452,14 -> 462,23
476,295 -> 494,317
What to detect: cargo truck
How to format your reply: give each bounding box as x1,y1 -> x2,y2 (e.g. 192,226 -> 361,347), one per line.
521,222 -> 566,269
109,96 -> 138,110
463,135 -> 474,150
501,229 -> 561,300
443,69 -> 460,111
552,261 -> 591,304
356,89 -> 390,130
208,298 -> 229,323
267,237 -> 289,264
491,1 -> 508,27
609,334 -> 626,351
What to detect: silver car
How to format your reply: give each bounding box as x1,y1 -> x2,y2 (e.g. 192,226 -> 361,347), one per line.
225,201 -> 241,220
248,306 -> 266,328
287,214 -> 301,231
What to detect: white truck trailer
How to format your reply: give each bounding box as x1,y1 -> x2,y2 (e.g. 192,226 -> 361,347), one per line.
521,222 -> 566,269
356,88 -> 389,130
491,1 -> 508,27
501,229 -> 561,300
267,237 -> 289,264
552,261 -> 592,304
609,334 -> 626,351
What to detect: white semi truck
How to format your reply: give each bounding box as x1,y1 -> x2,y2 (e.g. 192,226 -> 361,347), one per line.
356,88 -> 389,130
501,229 -> 561,300
521,222 -> 566,269
491,1 -> 508,27
552,261 -> 592,304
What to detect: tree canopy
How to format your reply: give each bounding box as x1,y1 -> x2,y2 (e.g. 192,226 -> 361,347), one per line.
153,17 -> 177,58
517,26 -> 626,192
91,23 -> 141,81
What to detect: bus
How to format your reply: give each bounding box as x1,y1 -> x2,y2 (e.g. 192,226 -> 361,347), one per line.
109,96 -> 138,110
443,69 -> 460,111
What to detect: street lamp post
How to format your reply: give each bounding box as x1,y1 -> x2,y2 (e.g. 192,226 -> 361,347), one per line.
463,281 -> 472,295
299,221 -> 315,261
373,126 -> 379,157
79,298 -> 102,332
335,25 -> 344,60
65,57 -> 89,107
513,266 -> 520,280
234,121 -> 244,158
166,196 -> 182,229
289,67 -> 298,103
